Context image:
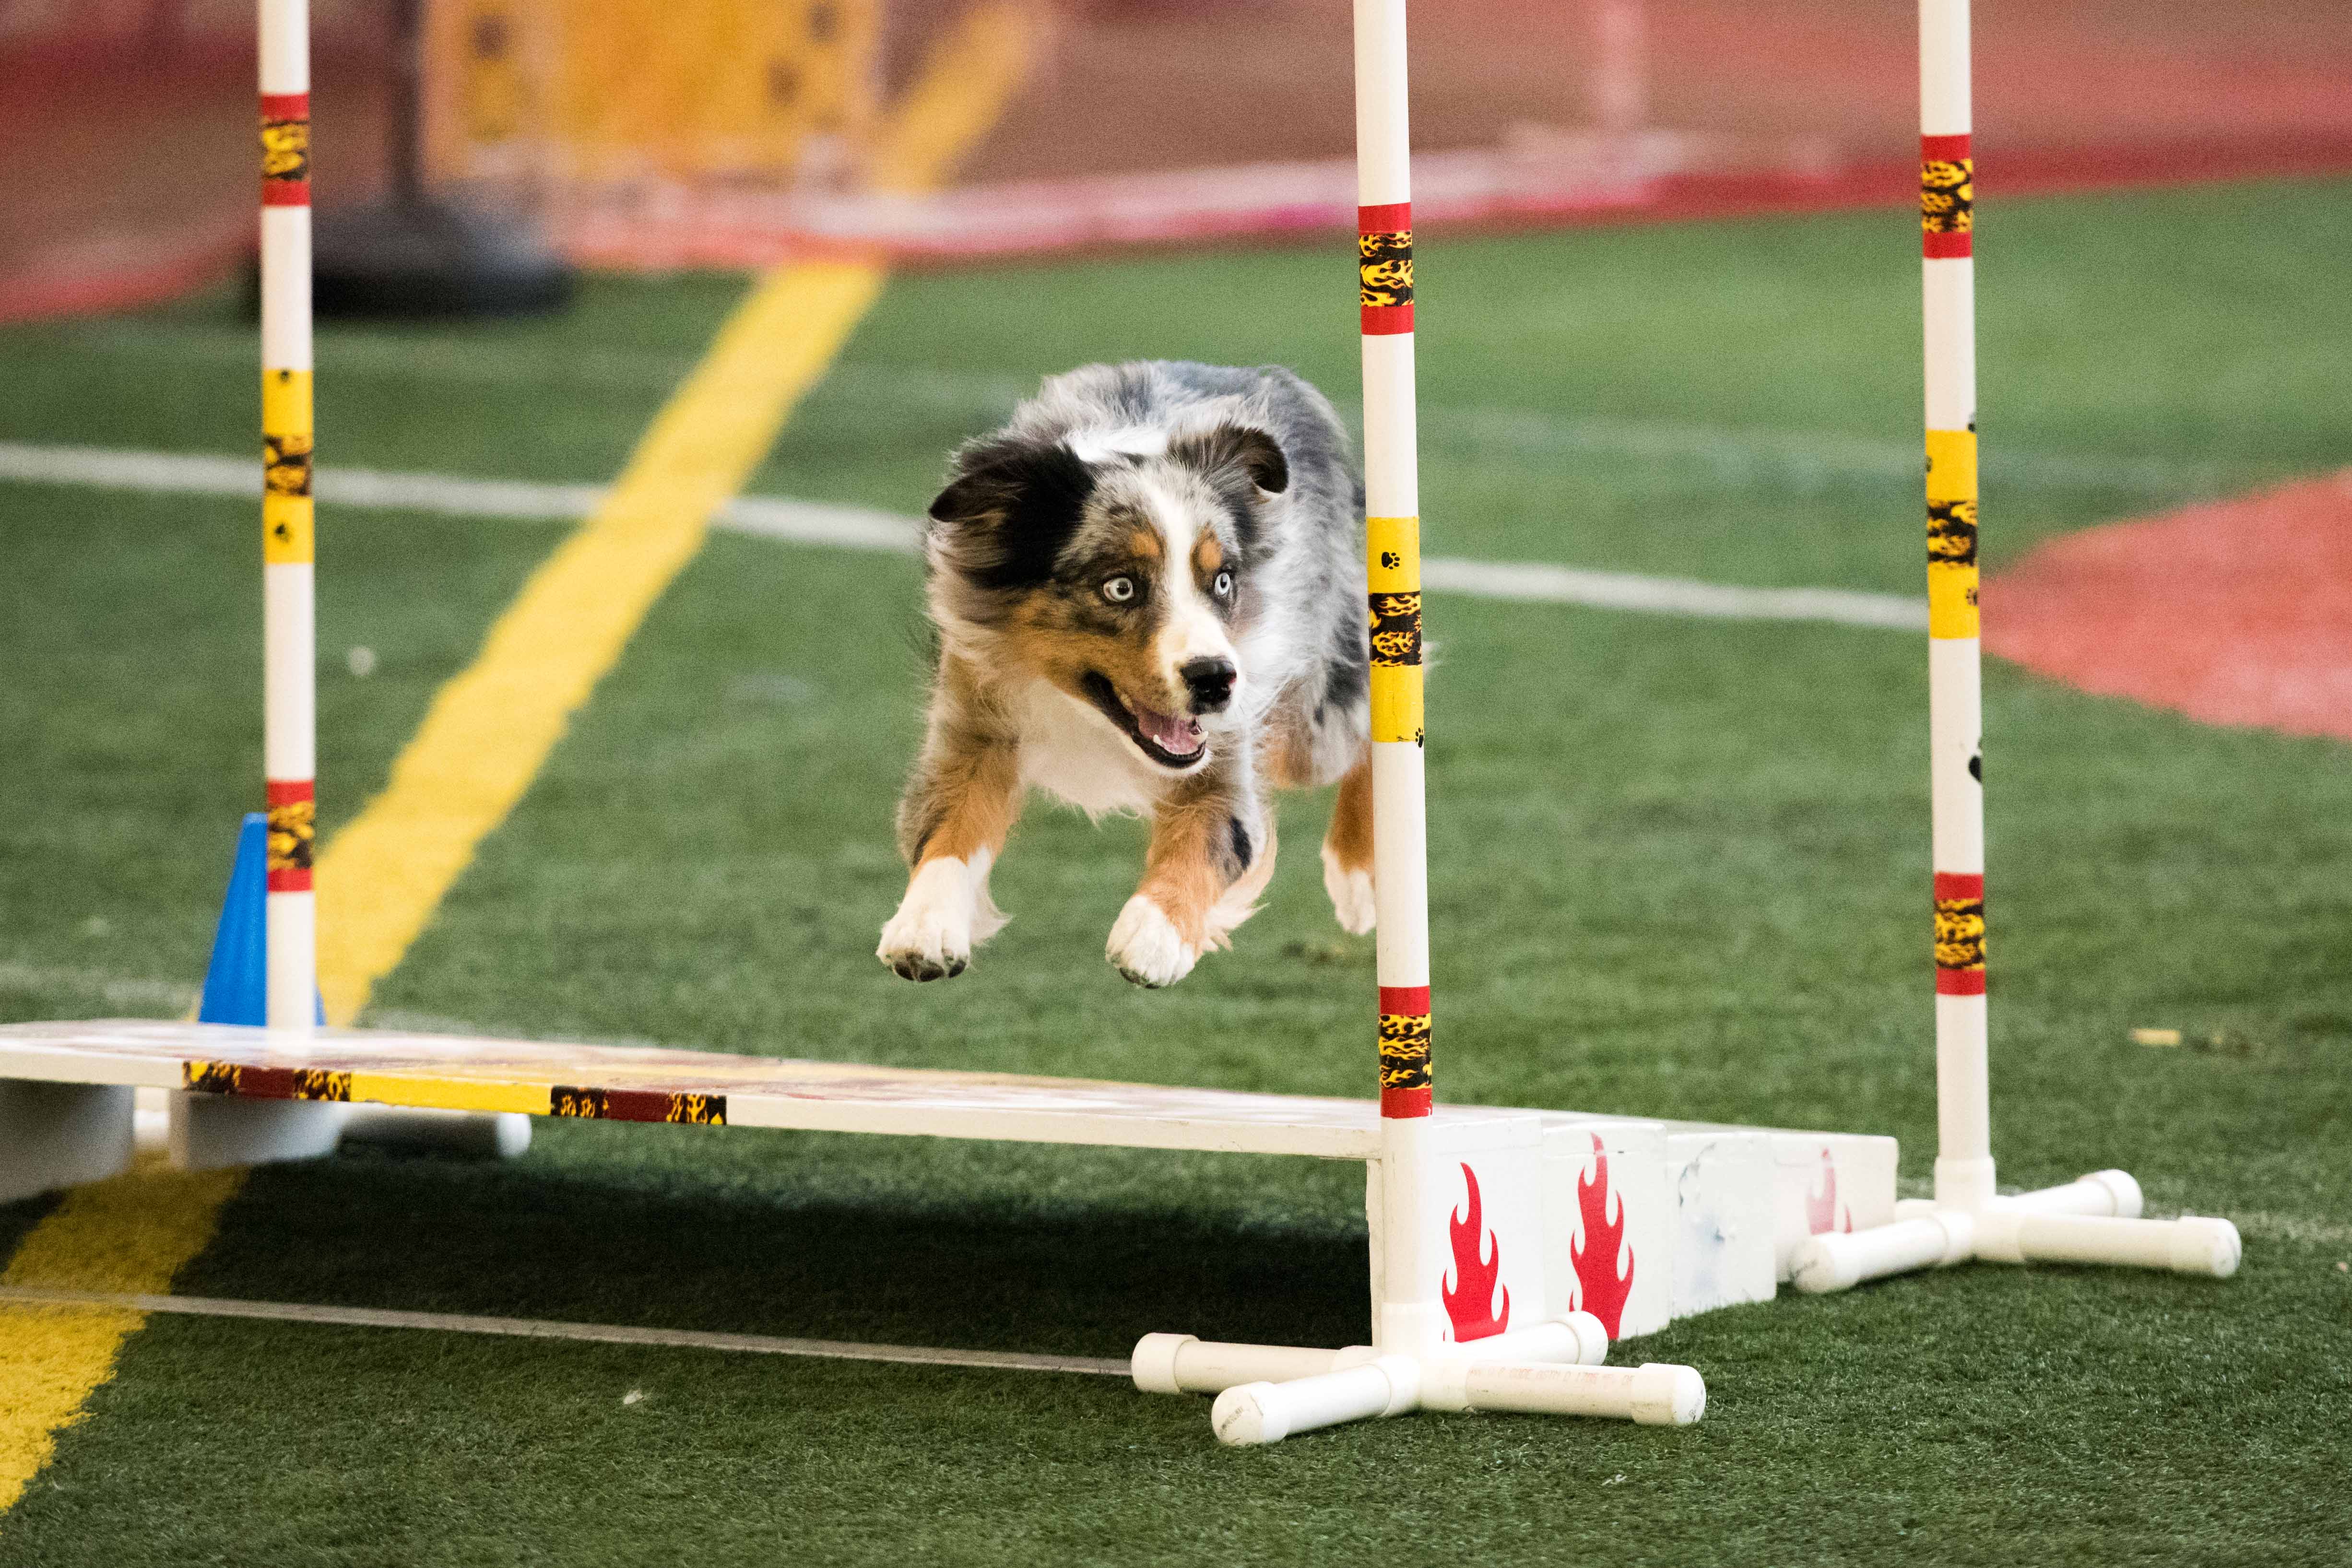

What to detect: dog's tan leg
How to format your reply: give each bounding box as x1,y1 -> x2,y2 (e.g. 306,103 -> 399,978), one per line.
1320,745 -> 1376,934
1107,771 -> 1269,988
879,727 -> 1022,981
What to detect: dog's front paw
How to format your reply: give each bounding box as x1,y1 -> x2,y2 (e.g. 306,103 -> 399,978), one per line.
1106,895 -> 1198,988
878,859 -> 977,981
1321,842 -> 1376,935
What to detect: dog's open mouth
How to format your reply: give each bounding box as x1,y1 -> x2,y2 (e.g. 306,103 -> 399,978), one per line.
1081,672 -> 1208,767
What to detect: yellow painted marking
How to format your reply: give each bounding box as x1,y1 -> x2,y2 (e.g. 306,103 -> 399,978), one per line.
0,1167 -> 244,1511
262,368 -> 314,440
344,1073 -> 551,1115
0,16 -> 1034,1521
1927,563 -> 1980,640
1926,427 -> 1979,640
864,0 -> 1043,193
262,495 -> 314,565
1371,666 -> 1424,745
1926,428 -> 1977,503
1367,514 -> 1419,592
262,369 -> 317,564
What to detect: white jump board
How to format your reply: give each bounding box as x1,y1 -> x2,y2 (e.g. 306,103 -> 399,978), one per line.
0,1019 -> 1561,1161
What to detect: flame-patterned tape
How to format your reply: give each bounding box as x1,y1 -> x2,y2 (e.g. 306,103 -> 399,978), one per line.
552,1085 -> 727,1125
260,93 -> 311,206
264,779 -> 314,892
1359,202 -> 1413,335
184,1061 -> 348,1101
1933,871 -> 1986,994
1921,133 -> 1971,258
181,1060 -> 729,1124
1379,994 -> 1433,1119
1926,428 -> 1978,639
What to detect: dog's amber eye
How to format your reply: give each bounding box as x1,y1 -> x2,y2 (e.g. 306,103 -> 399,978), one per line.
1102,576 -> 1136,603
1213,570 -> 1234,598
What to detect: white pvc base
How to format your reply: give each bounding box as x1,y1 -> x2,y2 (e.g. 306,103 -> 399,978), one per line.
341,1107 -> 533,1160
1789,1169 -> 2241,1293
156,1091 -> 530,1172
0,1081 -> 134,1203
168,1089 -> 350,1173
1137,1313 -> 1704,1445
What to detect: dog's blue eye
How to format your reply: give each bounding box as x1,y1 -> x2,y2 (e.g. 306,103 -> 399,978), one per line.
1103,576 -> 1135,603
1214,570 -> 1233,598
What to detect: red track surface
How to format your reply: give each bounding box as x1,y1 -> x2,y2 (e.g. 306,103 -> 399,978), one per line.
1986,472 -> 2352,745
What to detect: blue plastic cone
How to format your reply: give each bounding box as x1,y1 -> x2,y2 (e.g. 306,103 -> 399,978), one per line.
197,812 -> 323,1026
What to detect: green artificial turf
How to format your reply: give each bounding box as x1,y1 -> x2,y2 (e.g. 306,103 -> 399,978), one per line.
1,177 -> 2349,1566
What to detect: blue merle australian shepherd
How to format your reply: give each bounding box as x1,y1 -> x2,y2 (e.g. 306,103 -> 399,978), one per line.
878,361 -> 1375,988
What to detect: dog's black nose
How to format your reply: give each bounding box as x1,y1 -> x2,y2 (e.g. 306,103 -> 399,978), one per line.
1181,657 -> 1237,714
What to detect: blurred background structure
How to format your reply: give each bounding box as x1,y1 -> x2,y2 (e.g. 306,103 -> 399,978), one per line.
7,0 -> 2352,316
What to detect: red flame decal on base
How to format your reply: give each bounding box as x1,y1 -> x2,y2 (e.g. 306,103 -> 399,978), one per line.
1442,1163 -> 1510,1341
1806,1148 -> 1851,1234
1570,1134 -> 1634,1336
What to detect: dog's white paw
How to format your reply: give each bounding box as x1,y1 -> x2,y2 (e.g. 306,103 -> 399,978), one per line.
879,857 -> 980,981
1107,895 -> 1198,988
1321,842 -> 1377,935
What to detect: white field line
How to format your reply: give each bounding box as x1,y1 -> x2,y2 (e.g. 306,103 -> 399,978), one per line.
0,1285 -> 1131,1377
24,328 -> 2236,493
0,441 -> 920,556
1419,556 -> 1924,629
0,440 -> 1925,631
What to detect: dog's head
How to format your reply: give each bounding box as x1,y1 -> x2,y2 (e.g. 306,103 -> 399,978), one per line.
924,422 -> 1288,773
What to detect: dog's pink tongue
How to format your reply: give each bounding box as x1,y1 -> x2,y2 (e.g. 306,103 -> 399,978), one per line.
1138,706 -> 1203,755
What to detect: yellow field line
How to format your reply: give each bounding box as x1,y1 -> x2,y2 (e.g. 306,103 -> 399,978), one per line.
312,260 -> 882,1025
0,1167 -> 244,1511
0,4 -> 1035,1524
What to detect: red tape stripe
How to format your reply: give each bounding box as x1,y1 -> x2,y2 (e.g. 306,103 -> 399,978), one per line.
1923,230 -> 1971,259
1921,133 -> 1971,161
1379,985 -> 1431,1016
1357,200 -> 1411,232
236,1065 -> 302,1099
1360,302 -> 1414,335
260,93 -> 310,118
602,1089 -> 684,1123
1933,872 -> 1985,901
1381,1085 -> 1433,1118
267,869 -> 313,893
261,181 -> 311,207
265,779 -> 315,805
1935,968 -> 1987,996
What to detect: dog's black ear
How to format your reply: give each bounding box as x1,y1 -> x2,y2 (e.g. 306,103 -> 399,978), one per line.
1170,424 -> 1288,495
928,440 -> 1092,526
926,439 -> 1096,590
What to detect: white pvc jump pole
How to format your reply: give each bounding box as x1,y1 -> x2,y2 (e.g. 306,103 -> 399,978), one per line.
1789,0 -> 2239,1293
1133,0 -> 1706,1443
260,0 -> 318,1035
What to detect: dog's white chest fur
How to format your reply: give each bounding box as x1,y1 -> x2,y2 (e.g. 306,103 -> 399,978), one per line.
1013,678 -> 1170,817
